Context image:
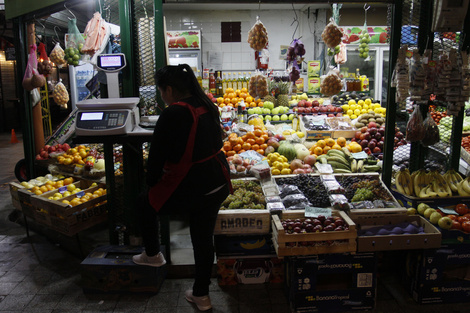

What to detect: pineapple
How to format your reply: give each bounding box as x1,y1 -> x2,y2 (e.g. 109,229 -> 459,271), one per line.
264,80 -> 277,105
276,81 -> 290,107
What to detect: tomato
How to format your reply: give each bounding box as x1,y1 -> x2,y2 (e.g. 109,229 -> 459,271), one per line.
455,204 -> 469,215
457,216 -> 470,224
462,221 -> 470,233
451,220 -> 462,230
447,214 -> 458,221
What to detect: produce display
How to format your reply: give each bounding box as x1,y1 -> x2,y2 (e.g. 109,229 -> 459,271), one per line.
220,180 -> 265,210
276,174 -> 330,208
281,215 -> 349,234
358,222 -> 425,236
19,174 -> 73,192
394,167 -> 464,198
216,87 -> 258,108
410,202 -> 470,233
222,127 -> 272,157
337,175 -> 394,203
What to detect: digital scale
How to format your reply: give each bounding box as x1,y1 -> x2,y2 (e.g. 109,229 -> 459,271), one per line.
74,54 -> 154,136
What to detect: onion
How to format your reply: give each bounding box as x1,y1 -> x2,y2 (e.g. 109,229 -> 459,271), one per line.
290,159 -> 304,171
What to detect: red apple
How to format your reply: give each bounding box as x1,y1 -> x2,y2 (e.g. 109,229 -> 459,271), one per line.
355,131 -> 362,140
305,101 -> 312,107
298,100 -> 306,107
361,126 -> 368,133
368,141 -> 376,150
363,147 -> 371,154
368,121 -> 377,128
297,107 -> 305,114
373,147 -> 382,154
312,107 -> 320,113
312,100 -> 320,107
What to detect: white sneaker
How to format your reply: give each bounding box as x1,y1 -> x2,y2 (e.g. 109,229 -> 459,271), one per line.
132,251 -> 166,267
185,290 -> 212,311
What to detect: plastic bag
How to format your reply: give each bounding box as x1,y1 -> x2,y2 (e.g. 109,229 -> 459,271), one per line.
52,81 -> 69,108
67,18 -> 85,51
248,72 -> 268,98
334,42 -> 347,64
37,43 -> 53,76
321,18 -> 343,48
22,44 -> 37,91
405,105 -> 426,142
247,16 -> 268,51
49,42 -> 67,68
279,184 -> 302,199
421,112 -> 440,146
31,89 -> 41,107
320,67 -> 343,96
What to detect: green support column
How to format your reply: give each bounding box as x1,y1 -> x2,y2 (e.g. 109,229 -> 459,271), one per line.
382,1 -> 403,188
450,108 -> 464,171
118,0 -> 137,98
154,0 -> 166,109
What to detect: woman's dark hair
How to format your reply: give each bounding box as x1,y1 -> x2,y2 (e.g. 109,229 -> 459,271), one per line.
155,65 -> 221,134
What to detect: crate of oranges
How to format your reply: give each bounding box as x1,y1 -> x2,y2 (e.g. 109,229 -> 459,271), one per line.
216,87 -> 262,109
222,126 -> 271,158
30,180 -> 108,236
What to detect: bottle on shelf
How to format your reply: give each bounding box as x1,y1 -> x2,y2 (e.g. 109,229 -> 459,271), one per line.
237,72 -> 243,90
216,71 -> 223,97
209,72 -> 216,95
354,68 -> 361,92
222,73 -> 228,94
227,72 -> 233,90
197,70 -> 203,88
242,72 -> 248,90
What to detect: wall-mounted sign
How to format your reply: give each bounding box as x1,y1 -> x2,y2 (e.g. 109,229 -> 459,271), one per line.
167,30 -> 201,49
5,47 -> 15,60
340,26 -> 390,44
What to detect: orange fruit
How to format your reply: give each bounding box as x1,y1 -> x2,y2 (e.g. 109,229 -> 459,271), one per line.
241,87 -> 248,93
246,96 -> 253,103
256,149 -> 265,155
254,129 -> 263,137
224,98 -> 231,105
223,142 -> 232,151
332,144 -> 342,150
239,149 -> 246,154
316,140 -> 326,148
260,143 -> 268,150
226,88 -> 234,94
34,190 -> 43,195
323,146 -> 331,154
350,143 -> 362,153
257,101 -> 264,107
313,146 -> 323,155
246,132 -> 255,139
336,137 -> 347,147
233,144 -> 242,151
242,142 -> 251,150
64,177 -> 74,185
229,136 -> 239,145
251,144 -> 260,151
226,150 -> 236,157
40,185 -> 48,193
217,97 -> 224,104
231,98 -> 238,105
239,92 -> 247,99
246,138 -> 256,145
325,138 -> 335,147
255,137 -> 265,145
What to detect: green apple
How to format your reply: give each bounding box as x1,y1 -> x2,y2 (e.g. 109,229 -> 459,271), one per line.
272,115 -> 280,122
265,115 -> 272,121
429,212 -> 442,224
289,114 -> 295,120
263,108 -> 271,114
254,107 -> 262,114
417,203 -> 430,215
438,216 -> 453,230
280,114 -> 288,121
271,108 -> 280,115
406,207 -> 417,215
424,208 -> 436,219
247,108 -> 255,115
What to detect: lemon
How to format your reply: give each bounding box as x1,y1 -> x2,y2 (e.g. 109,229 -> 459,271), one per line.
280,156 -> 288,163
62,200 -> 70,205
354,109 -> 361,116
350,114 -> 358,119
348,99 -> 356,105
90,182 -> 98,187
63,191 -> 71,197
296,131 -> 305,138
282,162 -> 290,169
67,184 -> 76,192
53,193 -> 62,199
275,163 -> 284,171
349,104 -> 356,111
381,108 -> 386,114
281,168 -> 291,175
271,168 -> 281,175
374,108 -> 382,114
358,100 -> 365,106
368,109 -> 374,113
361,109 -> 367,114
272,161 -> 281,168
342,104 -> 349,111
347,109 -> 353,116
364,98 -> 372,105
363,104 -> 369,110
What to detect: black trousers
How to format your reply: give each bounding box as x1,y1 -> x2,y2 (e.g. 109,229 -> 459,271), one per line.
136,184 -> 230,296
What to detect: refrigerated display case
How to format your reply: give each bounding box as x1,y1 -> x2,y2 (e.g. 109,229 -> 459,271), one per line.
342,45 -> 390,106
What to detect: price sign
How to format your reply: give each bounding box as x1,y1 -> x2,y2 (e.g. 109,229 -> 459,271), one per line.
305,206 -> 332,218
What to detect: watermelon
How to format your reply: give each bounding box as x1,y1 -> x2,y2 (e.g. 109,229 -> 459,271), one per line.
278,141 -> 297,161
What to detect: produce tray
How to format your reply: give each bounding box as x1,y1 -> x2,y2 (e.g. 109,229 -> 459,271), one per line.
391,189 -> 470,208
355,214 -> 441,252
30,181 -> 107,236
299,117 -> 356,140
214,209 -> 271,235
271,210 -> 357,257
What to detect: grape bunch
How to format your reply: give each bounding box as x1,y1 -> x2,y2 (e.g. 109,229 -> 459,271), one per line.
277,174 -> 330,207
359,29 -> 371,59
351,188 -> 374,202
220,180 -> 265,210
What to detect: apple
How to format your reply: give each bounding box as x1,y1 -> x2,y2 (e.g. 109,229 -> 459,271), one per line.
324,224 -> 335,231
368,121 -> 377,128
40,151 -> 49,159
363,147 -> 371,155
417,203 -> 430,215
297,107 -> 305,114
44,145 -> 51,151
312,100 -> 320,107
305,224 -> 314,233
334,226 -> 344,231
317,215 -> 326,223
373,147 -> 382,154
360,140 -> 369,149
305,101 -> 312,107
363,132 -> 372,141
424,208 -> 436,219
374,132 -> 382,141
369,127 -> 377,135
304,107 -> 313,114
334,219 -> 344,227
48,145 -> 56,153
438,216 -> 453,229
429,212 -> 442,225
361,126 -> 368,133
312,219 -> 322,226
304,155 -> 317,166
298,100 -> 306,107
312,107 -> 320,113
274,134 -> 285,141
355,131 -> 362,140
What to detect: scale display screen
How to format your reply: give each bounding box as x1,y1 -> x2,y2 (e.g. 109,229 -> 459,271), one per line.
80,112 -> 104,121
96,54 -> 126,72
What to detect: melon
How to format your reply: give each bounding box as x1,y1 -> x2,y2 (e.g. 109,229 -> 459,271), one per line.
277,141 -> 297,161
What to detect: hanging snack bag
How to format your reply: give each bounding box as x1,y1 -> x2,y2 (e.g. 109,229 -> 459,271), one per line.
49,42 -> 67,68
320,67 -> 343,96
321,18 -> 343,49
22,44 -> 38,91
37,42 -> 53,76
405,105 -> 426,142
421,111 -> 440,147
249,72 -> 268,99
247,17 -> 268,51
53,81 -> 69,108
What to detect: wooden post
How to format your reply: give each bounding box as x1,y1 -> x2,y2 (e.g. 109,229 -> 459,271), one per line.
26,22 -> 45,154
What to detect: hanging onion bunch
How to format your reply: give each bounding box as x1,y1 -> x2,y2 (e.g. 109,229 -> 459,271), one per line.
247,17 -> 268,51
287,39 -> 305,83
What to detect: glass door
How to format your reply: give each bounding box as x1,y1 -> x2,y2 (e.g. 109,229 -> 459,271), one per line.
381,49 -> 390,107
341,46 -> 377,98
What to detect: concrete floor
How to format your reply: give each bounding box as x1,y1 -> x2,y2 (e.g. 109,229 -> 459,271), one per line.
0,131 -> 469,312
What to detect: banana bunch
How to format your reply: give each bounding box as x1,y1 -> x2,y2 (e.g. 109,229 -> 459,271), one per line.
443,168 -> 463,194
412,169 -> 431,197
456,176 -> 470,196
395,167 -> 414,196
414,170 -> 452,198
317,148 -> 381,174
429,170 -> 452,197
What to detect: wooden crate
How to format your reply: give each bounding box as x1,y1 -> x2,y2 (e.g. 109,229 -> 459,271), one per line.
299,117 -> 357,140
9,181 -> 24,211
214,209 -> 271,235
355,214 -> 442,252
30,182 -> 108,236
271,210 -> 357,257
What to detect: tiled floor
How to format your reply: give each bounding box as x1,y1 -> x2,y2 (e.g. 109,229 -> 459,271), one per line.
0,131 -> 469,312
